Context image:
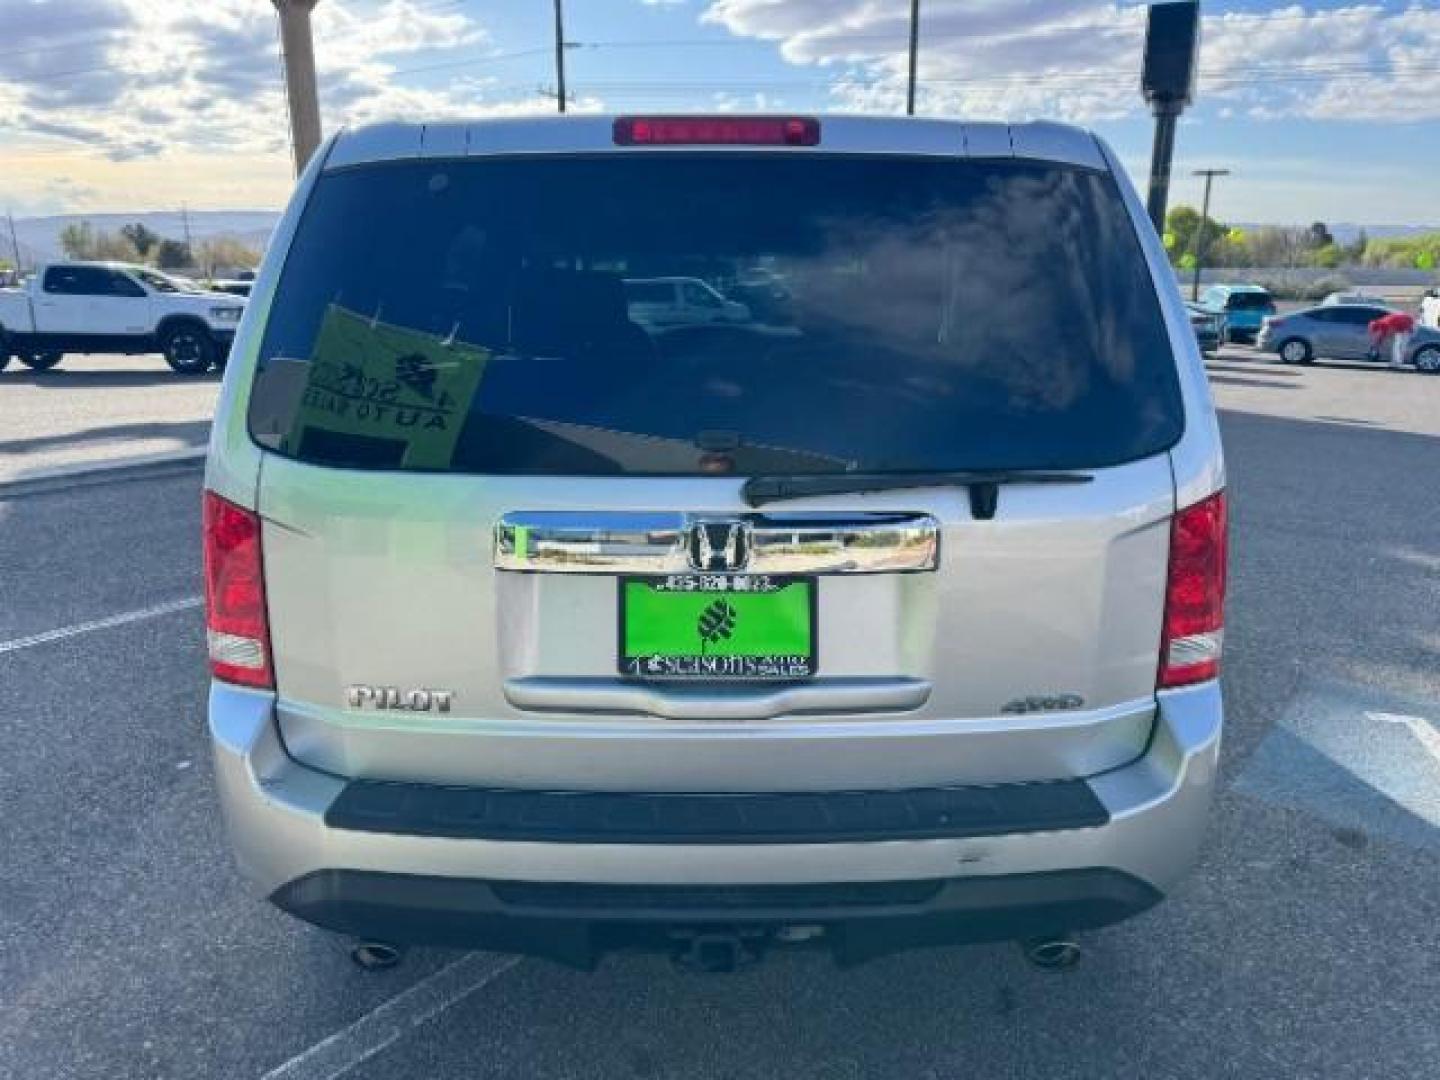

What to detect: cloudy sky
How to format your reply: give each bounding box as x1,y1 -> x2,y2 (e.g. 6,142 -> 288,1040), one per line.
2,0 -> 1438,225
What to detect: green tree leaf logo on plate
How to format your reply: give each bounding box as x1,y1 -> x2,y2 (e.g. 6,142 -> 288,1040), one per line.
697,600 -> 738,653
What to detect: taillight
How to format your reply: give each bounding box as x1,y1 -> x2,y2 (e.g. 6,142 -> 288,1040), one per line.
202,490 -> 273,689
613,116 -> 820,146
1159,490 -> 1227,688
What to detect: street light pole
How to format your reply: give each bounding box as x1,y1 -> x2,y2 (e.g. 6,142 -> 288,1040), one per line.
1190,168 -> 1230,301
272,0 -> 323,174
1145,99 -> 1181,234
906,0 -> 921,116
553,0 -> 567,114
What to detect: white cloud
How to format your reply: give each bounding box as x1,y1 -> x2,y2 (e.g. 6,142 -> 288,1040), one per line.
0,0 -> 559,164
700,1 -> 1440,124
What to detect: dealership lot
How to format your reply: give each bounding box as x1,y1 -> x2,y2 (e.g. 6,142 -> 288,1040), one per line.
0,355 -> 217,486
1,349 -> 1438,1079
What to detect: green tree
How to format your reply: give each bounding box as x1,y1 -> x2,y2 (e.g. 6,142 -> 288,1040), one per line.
1248,226 -> 1310,268
1342,228 -> 1368,265
195,236 -> 261,277
1361,232 -> 1440,269
1306,221 -> 1334,250
155,239 -> 193,269
59,221 -> 96,260
1165,205 -> 1226,268
120,222 -> 160,258
58,221 -> 139,262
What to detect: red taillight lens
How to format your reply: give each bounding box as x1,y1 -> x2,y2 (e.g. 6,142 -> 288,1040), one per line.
1159,490 -> 1228,688
202,490 -> 273,689
613,116 -> 820,146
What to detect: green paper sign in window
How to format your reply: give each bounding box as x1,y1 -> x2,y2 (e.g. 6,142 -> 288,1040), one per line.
283,304 -> 488,470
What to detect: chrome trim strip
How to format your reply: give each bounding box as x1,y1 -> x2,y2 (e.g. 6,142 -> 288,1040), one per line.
494,511 -> 939,574
502,676 -> 933,719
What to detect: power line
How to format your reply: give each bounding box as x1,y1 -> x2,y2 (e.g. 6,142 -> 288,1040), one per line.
386,45 -> 557,78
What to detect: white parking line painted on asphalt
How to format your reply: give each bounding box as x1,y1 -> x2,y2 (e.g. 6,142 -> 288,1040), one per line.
259,954 -> 523,1080
1233,680 -> 1440,854
0,596 -> 203,655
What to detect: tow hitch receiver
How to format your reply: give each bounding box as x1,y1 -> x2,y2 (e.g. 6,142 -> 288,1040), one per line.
669,928 -> 768,973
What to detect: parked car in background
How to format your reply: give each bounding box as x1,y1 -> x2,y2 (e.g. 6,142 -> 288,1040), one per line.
205,114 -> 1226,973
1321,290 -> 1381,307
1422,289 -> 1440,330
0,261 -> 243,373
1198,284 -> 1276,343
1257,303 -> 1440,372
1184,301 -> 1222,356
727,267 -> 793,324
624,276 -> 750,328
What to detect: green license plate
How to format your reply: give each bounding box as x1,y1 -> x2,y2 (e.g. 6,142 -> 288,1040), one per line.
619,575 -> 816,682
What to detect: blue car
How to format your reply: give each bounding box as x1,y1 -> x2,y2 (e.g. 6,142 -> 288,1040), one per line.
1199,284 -> 1276,344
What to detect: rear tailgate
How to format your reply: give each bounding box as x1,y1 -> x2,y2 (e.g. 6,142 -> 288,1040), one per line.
260,454 -> 1171,790
247,139 -> 1184,793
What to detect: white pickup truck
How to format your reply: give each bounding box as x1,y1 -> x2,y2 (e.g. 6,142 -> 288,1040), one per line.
0,261 -> 245,375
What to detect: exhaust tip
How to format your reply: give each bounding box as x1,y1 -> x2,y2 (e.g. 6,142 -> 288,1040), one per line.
350,940 -> 403,971
1021,934 -> 1081,971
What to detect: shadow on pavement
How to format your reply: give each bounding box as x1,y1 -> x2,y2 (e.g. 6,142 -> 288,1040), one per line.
1205,360 -> 1305,376
0,419 -> 212,457
1207,373 -> 1300,391
0,369 -> 220,388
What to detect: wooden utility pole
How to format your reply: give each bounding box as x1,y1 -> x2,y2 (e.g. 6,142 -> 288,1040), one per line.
1189,168 -> 1230,300
272,0 -> 323,173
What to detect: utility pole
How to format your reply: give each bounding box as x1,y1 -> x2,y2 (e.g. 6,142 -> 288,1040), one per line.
906,0 -> 921,116
181,205 -> 193,251
272,0 -> 323,174
1189,168 -> 1230,301
553,0 -> 567,114
5,209 -> 21,272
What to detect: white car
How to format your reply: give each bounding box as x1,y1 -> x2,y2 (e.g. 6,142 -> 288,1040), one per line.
0,261 -> 244,374
624,276 -> 750,328
1320,290 -> 1380,307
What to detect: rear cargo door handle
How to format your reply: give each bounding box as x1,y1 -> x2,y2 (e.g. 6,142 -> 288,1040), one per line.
494,511 -> 939,575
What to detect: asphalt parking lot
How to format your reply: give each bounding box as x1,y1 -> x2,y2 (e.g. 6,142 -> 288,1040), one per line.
0,355 -> 218,486
2,347 -> 1438,1079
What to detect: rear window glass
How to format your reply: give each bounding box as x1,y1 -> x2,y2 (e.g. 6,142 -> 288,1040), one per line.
1226,291 -> 1273,310
250,154 -> 1182,476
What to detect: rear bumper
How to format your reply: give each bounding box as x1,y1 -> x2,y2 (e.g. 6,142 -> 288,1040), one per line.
272,868 -> 1161,968
210,681 -> 1221,960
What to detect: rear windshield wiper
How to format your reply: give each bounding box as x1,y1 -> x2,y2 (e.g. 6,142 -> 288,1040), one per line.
741,470 -> 1094,519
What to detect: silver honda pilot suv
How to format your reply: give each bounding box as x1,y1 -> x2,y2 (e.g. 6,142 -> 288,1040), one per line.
204,114 -> 1225,971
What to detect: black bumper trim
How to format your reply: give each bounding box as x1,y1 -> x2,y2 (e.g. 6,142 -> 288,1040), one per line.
272,868 -> 1161,968
323,778 -> 1109,845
